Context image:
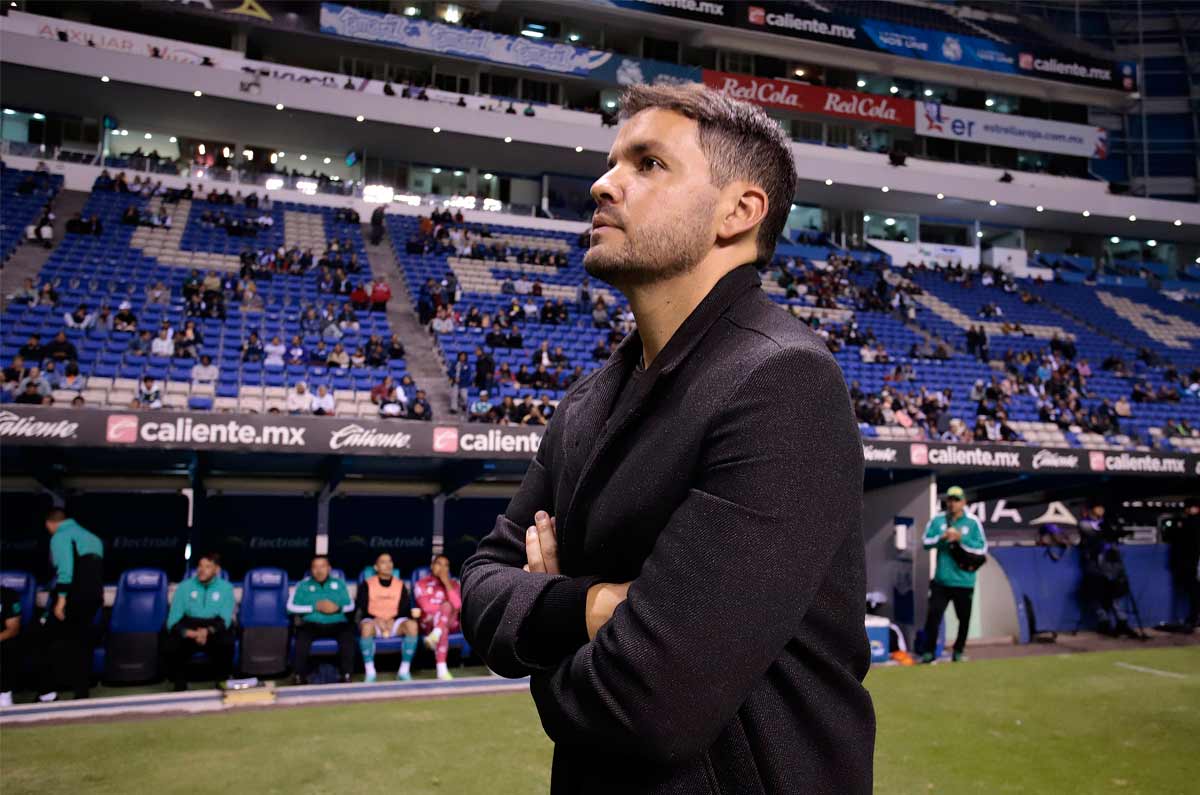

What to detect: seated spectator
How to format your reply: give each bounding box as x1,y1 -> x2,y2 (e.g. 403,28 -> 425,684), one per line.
113,301 -> 138,332
469,390 -> 493,422
288,556 -> 354,685
192,355 -> 219,385
287,382 -> 313,414
15,380 -> 46,404
147,281 -> 171,306
387,334 -> 406,361
138,376 -> 163,409
164,553 -> 235,691
409,389 -> 432,420
128,330 -> 153,357
286,336 -> 307,366
8,278 -> 37,305
311,385 -> 335,415
431,306 -> 455,334
64,304 -> 94,330
485,322 -> 507,348
58,363 -> 86,393
42,332 -> 76,365
264,335 -> 287,368
309,341 -> 330,366
378,387 -> 406,418
370,278 -> 392,312
350,347 -> 367,368
241,333 -> 265,363
326,343 -> 350,369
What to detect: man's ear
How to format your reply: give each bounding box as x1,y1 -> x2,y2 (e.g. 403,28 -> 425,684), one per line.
716,181 -> 769,245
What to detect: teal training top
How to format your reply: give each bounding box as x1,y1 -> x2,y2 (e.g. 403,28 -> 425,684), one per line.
167,575 -> 235,630
50,519 -> 104,587
287,575 -> 353,624
922,511 -> 988,588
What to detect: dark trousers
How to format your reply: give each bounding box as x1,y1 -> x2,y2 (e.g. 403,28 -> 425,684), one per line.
164,618 -> 234,688
1,637 -> 22,693
38,596 -> 102,698
923,580 -> 974,655
293,621 -> 355,677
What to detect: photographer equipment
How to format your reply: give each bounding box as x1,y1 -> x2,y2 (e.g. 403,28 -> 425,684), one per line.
948,540 -> 987,572
1077,508 -> 1147,639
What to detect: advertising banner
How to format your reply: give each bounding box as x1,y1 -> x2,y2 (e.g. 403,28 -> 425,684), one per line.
916,102 -> 1107,158
2,407 -> 1195,478
702,69 -> 913,126
318,3 -> 700,84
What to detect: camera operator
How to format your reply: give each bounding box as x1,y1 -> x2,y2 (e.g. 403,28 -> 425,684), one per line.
1164,498 -> 1200,632
1077,501 -> 1138,638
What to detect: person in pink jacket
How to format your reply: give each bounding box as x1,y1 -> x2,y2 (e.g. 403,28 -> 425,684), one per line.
413,554 -> 461,680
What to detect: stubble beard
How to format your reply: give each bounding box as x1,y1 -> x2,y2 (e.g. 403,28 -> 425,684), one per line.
583,195 -> 716,289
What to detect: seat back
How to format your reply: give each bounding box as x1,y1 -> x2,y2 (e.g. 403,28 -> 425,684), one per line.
240,567 -> 288,628
0,570 -> 37,628
110,568 -> 169,634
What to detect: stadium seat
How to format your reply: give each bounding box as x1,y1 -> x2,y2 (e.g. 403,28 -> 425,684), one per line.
0,570 -> 38,629
239,568 -> 290,677
105,568 -> 169,682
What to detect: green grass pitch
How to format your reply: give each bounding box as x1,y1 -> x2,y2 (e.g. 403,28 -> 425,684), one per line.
1,646 -> 1196,794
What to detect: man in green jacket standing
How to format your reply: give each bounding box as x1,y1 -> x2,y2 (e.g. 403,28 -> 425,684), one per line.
164,553 -> 236,691
919,485 -> 988,663
288,556 -> 355,684
38,508 -> 104,701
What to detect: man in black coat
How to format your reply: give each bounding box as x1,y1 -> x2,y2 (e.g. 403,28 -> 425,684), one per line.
461,83 -> 874,794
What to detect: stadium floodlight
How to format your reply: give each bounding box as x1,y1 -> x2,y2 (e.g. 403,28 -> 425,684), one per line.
988,199 -> 997,206
433,126 -> 441,133
924,89 -> 933,97
936,193 -> 945,200
1082,210 -> 1090,217
880,186 -> 889,192
222,146 -> 231,158
795,68 -> 806,77
1174,220 -> 1182,226
431,167 -> 442,174
265,177 -> 283,190
101,75 -> 110,82
483,173 -> 494,180
299,154 -> 307,161
977,231 -> 984,238
1147,240 -> 1157,247
32,112 -> 45,120
295,180 -> 317,195
363,185 -> 395,204
198,143 -> 205,155
193,90 -> 203,97
323,157 -> 331,164
275,103 -> 284,111
1036,205 -> 1044,212
277,151 -> 285,157
504,136 -> 513,143
575,146 -> 583,152
885,218 -> 895,226
1,109 -> 14,115
985,98 -> 995,107
243,149 -> 254,160
825,178 -> 833,186
269,153 -> 277,164
856,79 -> 866,88
605,100 -> 617,109
442,4 -> 462,24
863,215 -> 871,222
521,29 -> 544,38
355,115 -> 364,122
1128,214 -> 1136,222
144,133 -> 152,140
568,33 -> 581,42
453,170 -> 463,176
403,5 -> 418,16
889,86 -> 899,94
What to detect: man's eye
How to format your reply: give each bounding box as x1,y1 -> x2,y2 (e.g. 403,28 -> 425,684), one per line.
639,157 -> 661,171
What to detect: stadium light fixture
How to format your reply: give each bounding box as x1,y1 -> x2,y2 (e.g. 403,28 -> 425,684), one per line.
31,112 -> 45,120
985,98 -> 995,107
794,68 -> 806,77
243,149 -> 254,160
363,185 -> 395,204
889,86 -> 899,94
403,6 -> 420,16
275,103 -> 284,111
120,129 -> 129,136
483,173 -> 494,180
355,115 -> 364,122
824,178 -> 833,186
453,170 -> 464,177
144,133 -> 152,140
924,89 -> 933,97
568,33 -> 581,42
193,90 -> 203,97
299,154 -> 307,161
521,29 -> 544,38
433,126 -> 441,133
880,186 -> 889,192
936,192 -> 945,200
504,136 -> 513,143
977,230 -> 984,238
1082,210 -> 1090,217
431,168 -> 442,174
169,136 -> 177,143
884,218 -> 895,226
863,215 -> 871,222
988,199 -> 997,206
278,151 -> 285,157
605,100 -> 617,109
222,146 -> 231,158
1174,219 -> 1182,226
575,146 -> 583,152
296,180 -> 317,195
1195,256 -> 1200,264
442,4 -> 462,24
1110,236 -> 1120,244
101,75 -> 110,82
1147,240 -> 1157,247
1,109 -> 14,115
269,153 -> 278,164
265,177 -> 284,190
1036,205 -> 1044,212
198,143 -> 205,155
856,79 -> 866,88
323,156 -> 331,164
1128,214 -> 1136,222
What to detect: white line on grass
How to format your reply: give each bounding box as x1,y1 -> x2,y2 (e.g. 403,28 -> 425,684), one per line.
1114,662 -> 1187,679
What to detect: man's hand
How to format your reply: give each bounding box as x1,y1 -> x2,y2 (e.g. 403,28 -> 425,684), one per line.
585,581 -> 632,640
410,607 -> 422,620
376,617 -> 392,638
194,627 -> 209,646
944,528 -> 962,543
53,596 -> 66,622
522,510 -> 559,575
184,628 -> 198,640
315,599 -> 338,614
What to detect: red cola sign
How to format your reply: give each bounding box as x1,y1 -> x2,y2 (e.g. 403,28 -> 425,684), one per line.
702,69 -> 915,127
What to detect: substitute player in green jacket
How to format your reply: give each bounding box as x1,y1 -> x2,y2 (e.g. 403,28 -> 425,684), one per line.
38,508 -> 104,701
288,556 -> 355,683
919,485 -> 988,663
164,553 -> 236,691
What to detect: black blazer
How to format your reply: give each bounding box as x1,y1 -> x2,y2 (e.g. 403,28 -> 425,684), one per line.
461,263 -> 875,794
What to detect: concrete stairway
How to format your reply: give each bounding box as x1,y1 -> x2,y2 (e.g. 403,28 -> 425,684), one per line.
361,222 -> 454,419
1,188 -> 90,311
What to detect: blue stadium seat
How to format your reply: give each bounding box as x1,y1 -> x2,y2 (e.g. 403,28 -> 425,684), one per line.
105,568 -> 169,682
0,570 -> 38,629
239,568 -> 290,676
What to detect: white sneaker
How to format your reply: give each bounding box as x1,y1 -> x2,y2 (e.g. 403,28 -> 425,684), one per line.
423,627 -> 443,651
0,691 -> 12,707
436,668 -> 454,681
37,692 -> 57,703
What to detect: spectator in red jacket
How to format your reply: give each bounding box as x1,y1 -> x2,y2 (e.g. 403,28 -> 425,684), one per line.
370,279 -> 392,312
349,283 -> 371,311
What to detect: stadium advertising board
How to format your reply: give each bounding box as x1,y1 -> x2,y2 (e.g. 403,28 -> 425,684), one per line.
611,0 -> 1134,91
916,102 -> 1108,159
2,408 -> 1195,478
3,9 -> 235,66
318,3 -> 701,84
702,70 -> 914,126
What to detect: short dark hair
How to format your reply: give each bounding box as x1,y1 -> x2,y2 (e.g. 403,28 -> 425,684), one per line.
198,552 -> 221,567
46,507 -> 67,523
432,553 -> 450,565
619,82 -> 797,262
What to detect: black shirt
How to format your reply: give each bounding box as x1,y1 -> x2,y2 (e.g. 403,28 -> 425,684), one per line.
1,586 -> 22,632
